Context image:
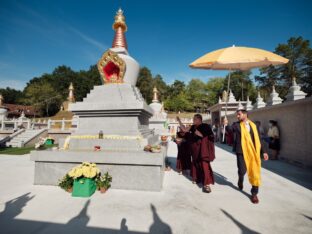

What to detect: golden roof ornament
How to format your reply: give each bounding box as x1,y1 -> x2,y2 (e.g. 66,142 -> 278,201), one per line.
112,8 -> 128,50
68,82 -> 75,103
97,50 -> 126,84
0,94 -> 4,107
152,87 -> 160,103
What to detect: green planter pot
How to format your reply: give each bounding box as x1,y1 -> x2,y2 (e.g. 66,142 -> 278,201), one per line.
72,178 -> 96,197
45,139 -> 54,145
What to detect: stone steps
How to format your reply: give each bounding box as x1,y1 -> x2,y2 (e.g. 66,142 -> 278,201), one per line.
6,129 -> 47,147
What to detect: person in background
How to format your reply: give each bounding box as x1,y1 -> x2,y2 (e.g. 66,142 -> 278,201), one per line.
174,130 -> 191,175
268,120 -> 280,160
212,118 -> 219,142
255,121 -> 266,142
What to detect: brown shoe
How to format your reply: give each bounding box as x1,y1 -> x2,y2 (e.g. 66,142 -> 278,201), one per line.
203,185 -> 211,193
251,194 -> 259,204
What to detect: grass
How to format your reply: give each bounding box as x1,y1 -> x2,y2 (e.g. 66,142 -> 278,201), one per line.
0,144 -> 57,155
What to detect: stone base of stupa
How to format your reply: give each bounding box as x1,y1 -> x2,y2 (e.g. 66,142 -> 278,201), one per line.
30,84 -> 166,191
30,148 -> 166,191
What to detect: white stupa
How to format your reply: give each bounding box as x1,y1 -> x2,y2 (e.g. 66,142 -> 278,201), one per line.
97,8 -> 139,86
0,94 -> 8,121
254,91 -> 266,109
246,96 -> 253,111
285,77 -> 307,101
267,86 -> 283,106
149,87 -> 168,135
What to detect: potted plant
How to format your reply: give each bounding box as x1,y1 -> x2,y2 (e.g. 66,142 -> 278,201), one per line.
67,162 -> 101,197
58,174 -> 74,193
95,172 -> 112,193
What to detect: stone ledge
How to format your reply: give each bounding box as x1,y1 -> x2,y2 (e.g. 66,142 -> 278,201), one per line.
30,148 -> 166,191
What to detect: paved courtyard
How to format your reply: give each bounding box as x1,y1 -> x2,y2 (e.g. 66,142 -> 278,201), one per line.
0,142 -> 311,234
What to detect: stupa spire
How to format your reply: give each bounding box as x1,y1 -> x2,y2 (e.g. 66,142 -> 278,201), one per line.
152,87 -> 160,103
112,8 -> 128,50
0,94 -> 3,107
68,82 -> 75,103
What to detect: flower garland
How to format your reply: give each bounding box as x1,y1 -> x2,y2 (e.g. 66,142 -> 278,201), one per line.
63,134 -> 143,150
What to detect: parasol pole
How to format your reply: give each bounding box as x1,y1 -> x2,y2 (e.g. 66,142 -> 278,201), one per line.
222,69 -> 231,142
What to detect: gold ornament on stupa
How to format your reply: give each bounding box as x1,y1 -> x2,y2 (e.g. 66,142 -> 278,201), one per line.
152,87 -> 160,103
0,94 -> 4,107
97,8 -> 127,84
112,8 -> 128,50
68,82 -> 75,103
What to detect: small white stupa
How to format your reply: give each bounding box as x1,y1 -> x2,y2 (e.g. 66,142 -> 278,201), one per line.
0,94 -> 8,121
285,77 -> 307,101
228,90 -> 237,103
149,87 -> 168,135
254,91 -> 266,109
267,86 -> 283,106
246,96 -> 253,111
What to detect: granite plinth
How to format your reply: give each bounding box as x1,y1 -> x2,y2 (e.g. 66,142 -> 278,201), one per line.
68,84 -> 158,149
30,147 -> 166,191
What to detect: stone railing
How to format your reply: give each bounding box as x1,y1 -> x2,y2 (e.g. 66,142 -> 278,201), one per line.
0,119 -> 31,130
0,118 -> 78,131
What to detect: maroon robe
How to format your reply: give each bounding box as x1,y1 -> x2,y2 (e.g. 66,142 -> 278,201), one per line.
176,140 -> 191,172
187,124 -> 215,185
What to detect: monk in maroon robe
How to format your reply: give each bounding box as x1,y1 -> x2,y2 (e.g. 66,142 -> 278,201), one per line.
178,114 -> 215,193
175,131 -> 191,175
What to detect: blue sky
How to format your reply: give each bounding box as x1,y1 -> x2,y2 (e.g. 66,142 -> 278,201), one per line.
0,0 -> 311,90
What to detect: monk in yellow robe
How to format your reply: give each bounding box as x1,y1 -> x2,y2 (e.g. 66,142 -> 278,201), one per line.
232,106 -> 269,204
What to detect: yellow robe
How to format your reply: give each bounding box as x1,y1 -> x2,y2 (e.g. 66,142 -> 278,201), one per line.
240,120 -> 261,186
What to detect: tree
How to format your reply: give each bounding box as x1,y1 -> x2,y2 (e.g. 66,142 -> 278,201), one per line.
0,87 -> 24,104
164,93 -> 193,112
256,36 -> 312,98
224,71 -> 257,102
205,77 -> 225,106
167,80 -> 186,98
186,79 -> 207,111
23,82 -> 62,116
136,67 -> 154,103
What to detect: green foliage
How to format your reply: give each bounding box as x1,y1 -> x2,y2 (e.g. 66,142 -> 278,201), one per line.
23,81 -> 62,116
136,67 -> 154,103
186,79 -> 207,110
167,80 -> 186,98
224,71 -> 257,102
95,172 -> 112,190
205,77 -> 225,106
19,65 -> 102,117
164,93 -> 193,112
0,87 -> 24,104
58,174 -> 74,191
256,36 -> 312,98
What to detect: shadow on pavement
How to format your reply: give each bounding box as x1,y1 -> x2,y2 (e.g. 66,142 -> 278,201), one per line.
149,204 -> 172,234
302,214 -> 312,221
215,143 -> 312,190
221,209 -> 260,234
0,192 -> 173,234
214,171 -> 250,198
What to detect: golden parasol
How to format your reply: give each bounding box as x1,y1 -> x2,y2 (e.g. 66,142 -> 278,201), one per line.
189,45 -> 289,140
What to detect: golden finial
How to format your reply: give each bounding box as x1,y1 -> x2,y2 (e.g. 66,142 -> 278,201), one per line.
152,87 -> 159,103
112,8 -> 128,50
0,94 -> 3,106
68,82 -> 75,103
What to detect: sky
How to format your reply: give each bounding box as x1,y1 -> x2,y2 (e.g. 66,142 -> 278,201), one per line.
0,0 -> 311,90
